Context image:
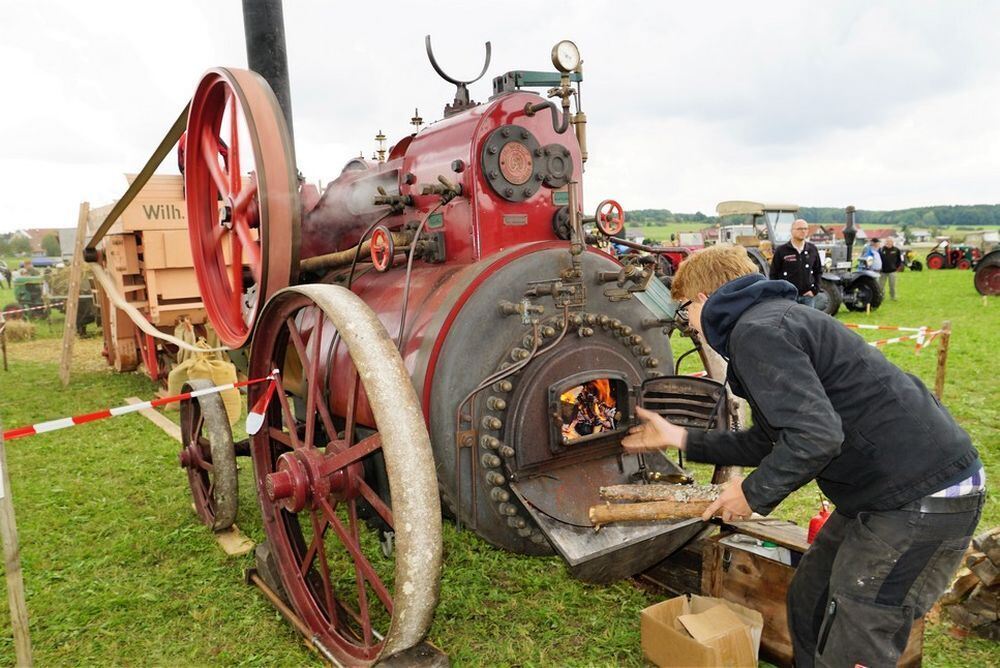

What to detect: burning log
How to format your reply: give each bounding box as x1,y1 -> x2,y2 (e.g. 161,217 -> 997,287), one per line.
589,483 -> 722,526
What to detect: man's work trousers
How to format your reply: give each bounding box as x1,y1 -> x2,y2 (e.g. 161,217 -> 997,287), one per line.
788,492 -> 984,667
878,272 -> 897,300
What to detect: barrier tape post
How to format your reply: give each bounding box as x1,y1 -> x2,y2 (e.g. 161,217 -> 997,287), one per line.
60,201 -> 90,387
1,322 -> 7,372
934,320 -> 952,400
0,421 -> 34,666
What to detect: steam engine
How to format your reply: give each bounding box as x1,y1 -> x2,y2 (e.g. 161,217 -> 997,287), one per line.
173,27 -> 737,661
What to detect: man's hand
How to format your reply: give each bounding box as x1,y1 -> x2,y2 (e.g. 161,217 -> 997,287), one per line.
701,475 -> 753,522
804,290 -> 815,297
621,406 -> 687,453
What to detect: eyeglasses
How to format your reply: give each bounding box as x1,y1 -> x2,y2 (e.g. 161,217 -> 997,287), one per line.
675,299 -> 692,321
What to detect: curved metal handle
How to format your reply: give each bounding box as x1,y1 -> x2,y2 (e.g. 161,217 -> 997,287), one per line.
425,35 -> 491,86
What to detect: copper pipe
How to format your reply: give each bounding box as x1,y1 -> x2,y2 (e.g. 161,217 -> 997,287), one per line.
300,231 -> 410,274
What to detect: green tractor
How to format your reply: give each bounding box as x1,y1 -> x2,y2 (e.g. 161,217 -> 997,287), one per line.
3,274 -> 49,320
925,238 -> 981,270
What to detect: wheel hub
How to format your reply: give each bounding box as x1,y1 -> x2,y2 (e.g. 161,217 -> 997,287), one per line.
266,449 -> 364,512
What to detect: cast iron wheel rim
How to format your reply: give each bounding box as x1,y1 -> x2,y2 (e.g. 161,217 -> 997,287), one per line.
926,252 -> 945,270
2,304 -> 23,320
975,261 -> 1000,295
957,259 -> 972,270
179,378 -> 238,530
185,67 -> 300,348
248,285 -> 441,664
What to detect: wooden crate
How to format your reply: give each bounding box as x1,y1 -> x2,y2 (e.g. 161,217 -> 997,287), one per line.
701,520 -> 924,667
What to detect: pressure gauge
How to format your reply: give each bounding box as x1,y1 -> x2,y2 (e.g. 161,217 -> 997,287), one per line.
551,40 -> 581,73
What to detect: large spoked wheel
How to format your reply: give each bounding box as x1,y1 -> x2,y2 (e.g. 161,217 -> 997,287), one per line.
975,251 -> 1000,296
248,285 -> 441,664
185,67 -> 300,348
179,378 -> 238,530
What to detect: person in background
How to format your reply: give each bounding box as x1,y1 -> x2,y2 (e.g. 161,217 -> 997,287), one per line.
623,244 -> 983,667
769,219 -> 822,307
860,237 -> 882,272
879,237 -> 903,300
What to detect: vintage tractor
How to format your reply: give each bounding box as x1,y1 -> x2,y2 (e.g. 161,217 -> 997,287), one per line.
92,10 -> 740,663
974,248 -> 1000,295
926,238 -> 981,270
713,201 -> 844,314
3,274 -> 49,320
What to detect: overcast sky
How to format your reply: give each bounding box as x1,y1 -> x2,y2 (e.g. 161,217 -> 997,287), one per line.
2,1 -> 999,234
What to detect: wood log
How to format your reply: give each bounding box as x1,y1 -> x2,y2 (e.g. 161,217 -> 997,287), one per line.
589,499 -> 713,526
947,606 -> 1000,641
972,526 -> 1000,566
599,483 -> 721,503
968,554 -> 1000,588
968,583 -> 1000,607
972,527 -> 1000,553
962,587 -> 1000,622
940,568 -> 981,606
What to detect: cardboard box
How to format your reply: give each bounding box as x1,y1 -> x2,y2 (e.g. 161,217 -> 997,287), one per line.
641,594 -> 764,667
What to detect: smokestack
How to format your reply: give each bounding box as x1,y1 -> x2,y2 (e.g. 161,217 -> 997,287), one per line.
242,0 -> 295,149
843,205 -> 857,264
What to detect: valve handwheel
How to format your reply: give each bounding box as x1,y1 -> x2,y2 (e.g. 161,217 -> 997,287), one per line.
370,226 -> 394,272
595,199 -> 625,236
185,67 -> 300,348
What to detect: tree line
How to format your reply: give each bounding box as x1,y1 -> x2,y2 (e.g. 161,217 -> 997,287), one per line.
628,204 -> 1000,229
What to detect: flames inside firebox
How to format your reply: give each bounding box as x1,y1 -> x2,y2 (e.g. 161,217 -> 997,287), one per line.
559,378 -> 621,443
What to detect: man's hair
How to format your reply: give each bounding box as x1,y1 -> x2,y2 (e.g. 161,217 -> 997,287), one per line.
670,245 -> 759,301
870,237 -> 880,243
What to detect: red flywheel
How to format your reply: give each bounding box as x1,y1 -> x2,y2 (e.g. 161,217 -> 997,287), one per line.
185,67 -> 300,348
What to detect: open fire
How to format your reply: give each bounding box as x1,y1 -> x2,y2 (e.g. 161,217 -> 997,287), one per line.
559,378 -> 620,443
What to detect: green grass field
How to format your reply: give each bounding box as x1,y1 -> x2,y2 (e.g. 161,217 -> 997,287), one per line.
0,269 -> 997,666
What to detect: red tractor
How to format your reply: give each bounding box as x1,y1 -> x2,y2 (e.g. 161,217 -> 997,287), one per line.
925,238 -> 981,270
974,248 -> 1000,295
90,14 -> 741,663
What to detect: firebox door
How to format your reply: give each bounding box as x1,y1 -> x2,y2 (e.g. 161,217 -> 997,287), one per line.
511,374 -> 730,583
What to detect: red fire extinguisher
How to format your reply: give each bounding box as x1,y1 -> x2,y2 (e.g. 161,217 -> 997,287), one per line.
808,498 -> 831,544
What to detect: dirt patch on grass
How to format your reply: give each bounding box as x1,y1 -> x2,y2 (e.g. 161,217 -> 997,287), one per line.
5,335 -> 112,374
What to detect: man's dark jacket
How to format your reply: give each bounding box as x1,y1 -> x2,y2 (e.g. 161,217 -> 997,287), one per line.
769,241 -> 822,296
685,274 -> 978,516
879,246 -> 903,273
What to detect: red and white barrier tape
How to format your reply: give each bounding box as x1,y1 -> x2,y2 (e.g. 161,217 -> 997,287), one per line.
868,328 -> 941,352
3,373 -> 277,441
843,322 -> 926,333
0,301 -> 64,319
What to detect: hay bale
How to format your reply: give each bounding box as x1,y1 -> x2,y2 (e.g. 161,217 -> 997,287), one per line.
3,320 -> 36,342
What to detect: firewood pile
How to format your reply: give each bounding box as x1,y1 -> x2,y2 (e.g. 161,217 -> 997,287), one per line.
588,483 -> 723,527
940,526 -> 1000,641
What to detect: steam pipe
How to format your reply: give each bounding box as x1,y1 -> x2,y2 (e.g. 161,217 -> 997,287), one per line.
844,205 -> 857,264
242,0 -> 295,149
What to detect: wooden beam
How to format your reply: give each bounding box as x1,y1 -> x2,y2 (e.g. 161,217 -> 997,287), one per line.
123,397 -> 182,442
59,202 -> 90,386
0,423 -> 34,666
